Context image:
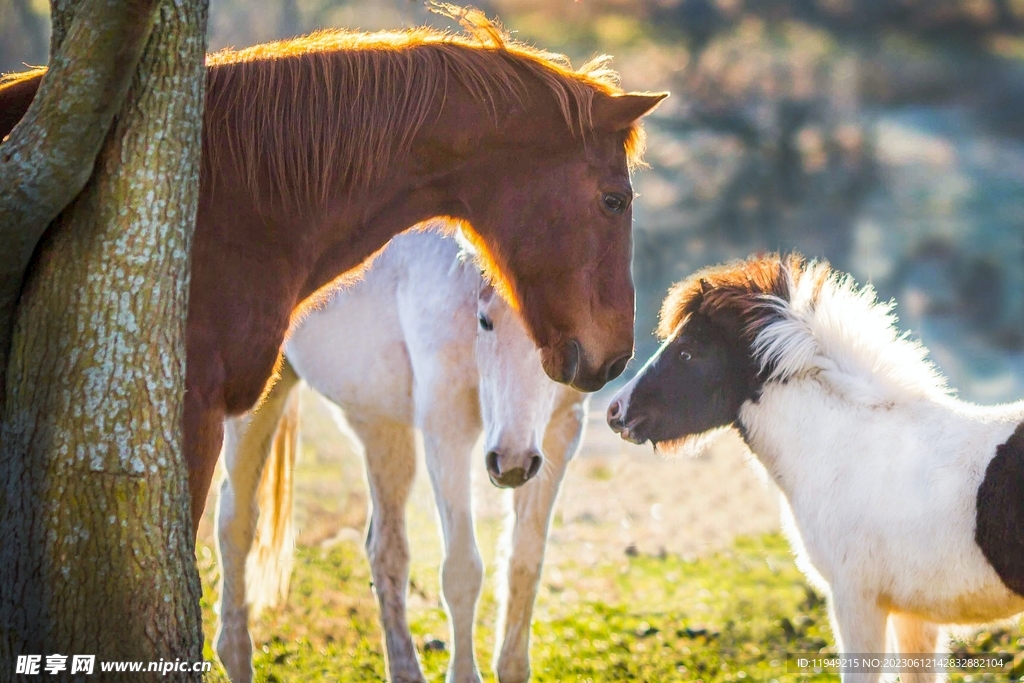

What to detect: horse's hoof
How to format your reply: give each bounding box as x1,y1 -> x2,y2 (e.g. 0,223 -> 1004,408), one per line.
496,658 -> 531,683
446,670 -> 483,683
214,623 -> 254,683
214,614 -> 256,683
391,674 -> 427,683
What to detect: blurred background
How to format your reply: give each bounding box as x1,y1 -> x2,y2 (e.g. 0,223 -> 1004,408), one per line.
5,3 -> 1024,677
6,0 -> 1024,402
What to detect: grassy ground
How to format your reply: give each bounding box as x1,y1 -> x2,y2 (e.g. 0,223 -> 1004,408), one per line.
194,391 -> 1023,681
196,531 -> 1024,682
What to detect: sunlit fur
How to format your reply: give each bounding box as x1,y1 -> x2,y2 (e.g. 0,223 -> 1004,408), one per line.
204,5 -> 647,208
0,7 -> 662,536
215,229 -> 586,683
618,254 -> 1024,682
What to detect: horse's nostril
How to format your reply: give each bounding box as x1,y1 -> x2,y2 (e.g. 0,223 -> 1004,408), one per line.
605,354 -> 630,382
486,451 -> 501,477
561,339 -> 581,385
527,454 -> 542,480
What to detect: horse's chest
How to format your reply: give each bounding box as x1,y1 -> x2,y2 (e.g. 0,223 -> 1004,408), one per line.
975,421 -> 1024,599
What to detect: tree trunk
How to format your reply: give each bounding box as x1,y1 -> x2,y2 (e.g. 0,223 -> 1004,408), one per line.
0,0 -> 209,677
0,0 -> 161,393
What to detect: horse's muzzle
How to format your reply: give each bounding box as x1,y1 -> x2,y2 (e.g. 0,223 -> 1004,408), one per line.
543,339 -> 631,392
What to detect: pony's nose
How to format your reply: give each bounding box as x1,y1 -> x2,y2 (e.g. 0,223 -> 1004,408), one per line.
486,450 -> 542,489
603,353 -> 631,383
607,398 -> 625,431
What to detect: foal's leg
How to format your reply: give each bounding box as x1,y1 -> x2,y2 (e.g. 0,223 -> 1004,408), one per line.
890,613 -> 944,683
495,391 -> 586,683
420,412 -> 485,683
830,589 -> 889,683
215,363 -> 300,683
351,416 -> 425,683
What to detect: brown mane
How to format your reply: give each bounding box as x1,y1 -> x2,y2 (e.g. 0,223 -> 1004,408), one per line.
203,4 -> 648,208
657,253 -> 818,340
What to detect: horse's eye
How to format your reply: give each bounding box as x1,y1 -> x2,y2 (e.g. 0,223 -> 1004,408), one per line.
478,314 -> 494,331
602,192 -> 629,215
680,350 -> 692,361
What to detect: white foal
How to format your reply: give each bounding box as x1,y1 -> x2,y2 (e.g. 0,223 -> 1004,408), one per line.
608,254 -> 1024,683
215,229 -> 587,683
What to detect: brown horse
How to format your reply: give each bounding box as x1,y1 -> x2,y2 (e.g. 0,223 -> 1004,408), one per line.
0,9 -> 666,530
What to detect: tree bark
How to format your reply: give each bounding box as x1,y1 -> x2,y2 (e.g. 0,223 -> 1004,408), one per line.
0,0 -> 162,394
0,0 -> 209,677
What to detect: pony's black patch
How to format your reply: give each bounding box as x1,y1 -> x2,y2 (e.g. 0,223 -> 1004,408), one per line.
975,421 -> 1024,598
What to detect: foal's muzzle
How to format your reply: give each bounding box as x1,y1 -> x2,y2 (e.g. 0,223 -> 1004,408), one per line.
485,450 -> 543,488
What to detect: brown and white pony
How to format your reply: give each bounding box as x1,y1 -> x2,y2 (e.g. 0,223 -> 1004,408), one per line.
609,255 -> 1024,682
0,8 -> 665,529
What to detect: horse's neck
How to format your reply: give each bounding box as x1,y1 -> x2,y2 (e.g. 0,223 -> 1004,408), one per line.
297,184 -> 458,301
296,96 -> 505,301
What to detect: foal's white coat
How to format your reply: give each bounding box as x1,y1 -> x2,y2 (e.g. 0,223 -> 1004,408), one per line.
215,230 -> 587,683
615,263 -> 1024,682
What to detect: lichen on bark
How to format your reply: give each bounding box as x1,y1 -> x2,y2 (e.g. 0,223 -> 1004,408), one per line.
0,0 -> 209,676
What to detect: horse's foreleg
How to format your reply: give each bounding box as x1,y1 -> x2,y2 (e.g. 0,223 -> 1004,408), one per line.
353,417 -> 424,683
495,391 -> 586,683
214,364 -> 300,683
186,396 -> 226,536
890,613 -> 945,683
830,588 -> 888,683
421,424 -> 484,683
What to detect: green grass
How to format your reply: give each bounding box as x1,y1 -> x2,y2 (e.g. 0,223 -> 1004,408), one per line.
197,531 -> 1024,681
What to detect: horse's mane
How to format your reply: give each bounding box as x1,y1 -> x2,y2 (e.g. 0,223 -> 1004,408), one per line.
659,254 -> 951,403
203,5 -> 647,207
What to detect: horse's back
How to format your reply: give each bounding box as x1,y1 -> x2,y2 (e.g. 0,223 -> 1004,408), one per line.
0,68 -> 43,141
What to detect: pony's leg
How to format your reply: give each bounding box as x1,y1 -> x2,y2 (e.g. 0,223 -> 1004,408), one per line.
215,364 -> 300,683
352,417 -> 425,683
890,613 -> 944,683
495,391 -> 586,683
829,590 -> 889,683
421,418 -> 484,683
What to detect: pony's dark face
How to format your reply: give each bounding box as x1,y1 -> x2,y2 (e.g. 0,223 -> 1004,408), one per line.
606,314 -> 761,447
461,92 -> 666,393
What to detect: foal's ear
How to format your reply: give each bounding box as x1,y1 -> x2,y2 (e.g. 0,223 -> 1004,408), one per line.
479,281 -> 496,303
699,279 -> 712,296
592,92 -> 669,132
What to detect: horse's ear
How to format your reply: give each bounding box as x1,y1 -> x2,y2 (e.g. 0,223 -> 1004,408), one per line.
479,280 -> 496,303
592,92 -> 669,132
699,278 -> 712,296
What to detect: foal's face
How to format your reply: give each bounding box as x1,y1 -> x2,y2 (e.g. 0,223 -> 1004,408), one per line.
475,282 -> 558,488
606,315 -> 759,448
461,93 -> 666,393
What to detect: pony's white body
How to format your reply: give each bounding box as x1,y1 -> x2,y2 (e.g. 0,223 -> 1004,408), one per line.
613,260 -> 1024,682
737,269 -> 1024,681
215,230 -> 587,683
747,385 -> 1024,624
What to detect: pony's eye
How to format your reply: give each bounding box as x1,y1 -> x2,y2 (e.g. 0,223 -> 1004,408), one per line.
478,314 -> 494,331
602,192 -> 629,215
680,350 -> 692,361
